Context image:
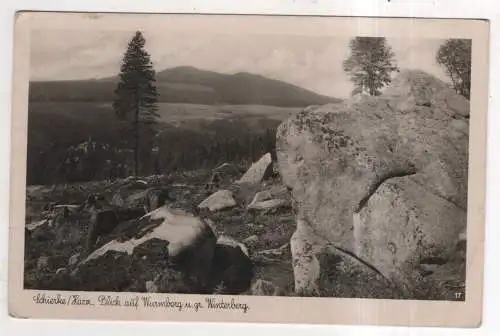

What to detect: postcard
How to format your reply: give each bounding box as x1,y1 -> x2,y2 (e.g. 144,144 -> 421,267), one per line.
8,12 -> 489,327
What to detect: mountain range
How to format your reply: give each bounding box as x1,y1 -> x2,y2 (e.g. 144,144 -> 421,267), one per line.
29,66 -> 340,107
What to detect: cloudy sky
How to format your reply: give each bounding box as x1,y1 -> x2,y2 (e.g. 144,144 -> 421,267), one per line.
30,29 -> 449,99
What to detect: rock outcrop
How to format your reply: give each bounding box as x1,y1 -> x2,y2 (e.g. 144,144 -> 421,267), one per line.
276,70 -> 469,299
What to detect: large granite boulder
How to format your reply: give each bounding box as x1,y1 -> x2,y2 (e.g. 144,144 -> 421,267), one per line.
276,70 -> 468,299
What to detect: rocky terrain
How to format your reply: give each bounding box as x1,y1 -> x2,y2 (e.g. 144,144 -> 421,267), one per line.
24,70 -> 468,300
24,155 -> 398,298
24,158 -> 298,296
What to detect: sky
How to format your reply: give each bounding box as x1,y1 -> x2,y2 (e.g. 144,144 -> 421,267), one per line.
29,29 -> 449,99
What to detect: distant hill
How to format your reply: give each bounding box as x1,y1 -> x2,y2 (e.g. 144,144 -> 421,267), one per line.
29,66 -> 340,107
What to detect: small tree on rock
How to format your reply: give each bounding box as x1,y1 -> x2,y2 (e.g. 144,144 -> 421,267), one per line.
113,31 -> 159,176
343,37 -> 399,96
436,39 -> 471,100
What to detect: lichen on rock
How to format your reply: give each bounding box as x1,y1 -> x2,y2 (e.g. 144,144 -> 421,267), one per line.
277,70 -> 469,299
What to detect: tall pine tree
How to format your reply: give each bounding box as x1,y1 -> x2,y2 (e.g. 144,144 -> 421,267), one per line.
343,37 -> 399,96
113,31 -> 159,176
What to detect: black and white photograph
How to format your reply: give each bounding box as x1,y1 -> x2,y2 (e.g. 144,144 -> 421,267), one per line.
8,13 -> 489,326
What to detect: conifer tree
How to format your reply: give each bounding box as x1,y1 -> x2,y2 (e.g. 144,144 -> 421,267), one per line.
113,31 -> 159,176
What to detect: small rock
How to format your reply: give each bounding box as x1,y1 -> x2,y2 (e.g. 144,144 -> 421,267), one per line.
68,253 -> 80,266
198,190 -> 236,212
257,243 -> 290,257
251,185 -> 288,204
243,235 -> 259,245
248,199 -> 287,211
250,279 -> 282,296
450,118 -> 469,136
247,185 -> 289,211
236,153 -> 273,185
26,219 -> 49,232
